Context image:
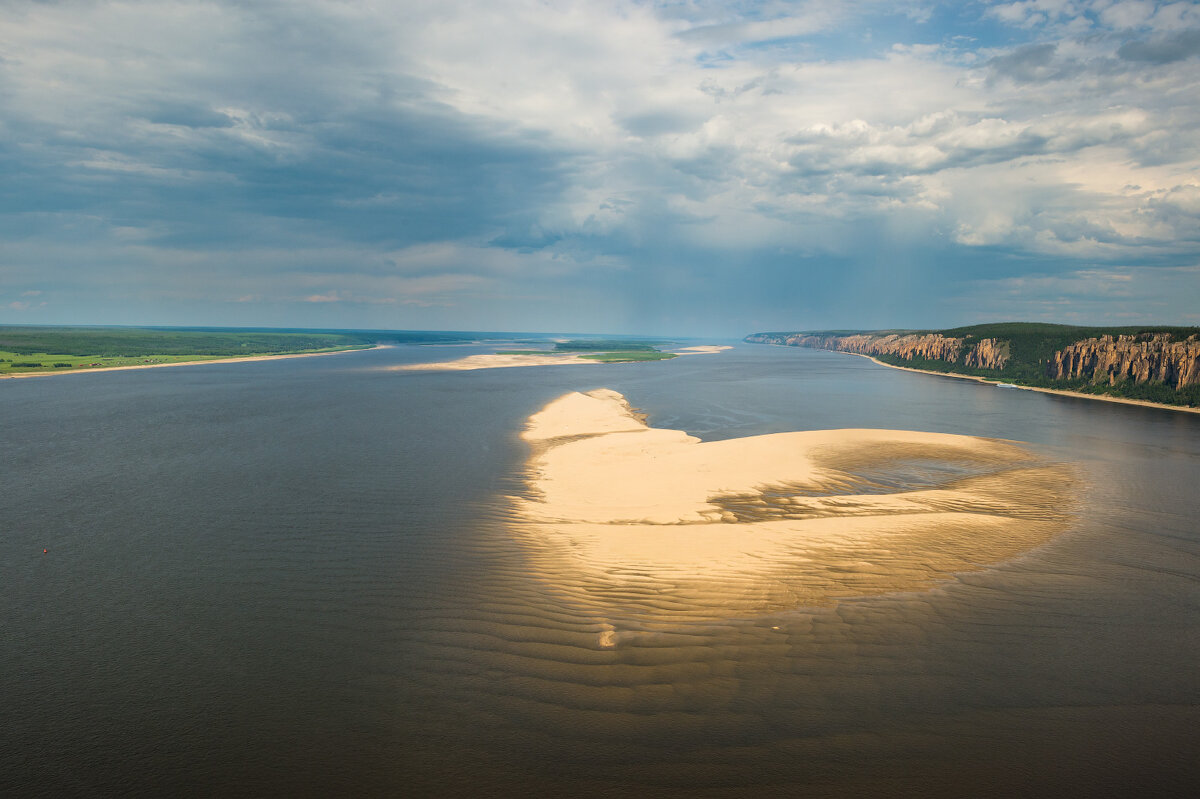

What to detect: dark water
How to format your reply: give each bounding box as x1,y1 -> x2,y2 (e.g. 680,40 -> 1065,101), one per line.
3,343 -> 1199,797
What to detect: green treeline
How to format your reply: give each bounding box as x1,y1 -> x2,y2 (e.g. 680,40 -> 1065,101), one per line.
943,322 -> 1200,382
578,351 -> 677,362
0,326 -> 377,374
497,339 -> 678,362
0,327 -> 374,358
553,340 -> 664,352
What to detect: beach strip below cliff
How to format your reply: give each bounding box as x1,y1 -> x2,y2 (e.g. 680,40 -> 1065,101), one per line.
845,352 -> 1200,415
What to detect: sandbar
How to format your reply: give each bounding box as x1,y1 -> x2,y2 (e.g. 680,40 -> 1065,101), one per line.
397,352 -> 600,371
402,344 -> 733,371
0,345 -> 385,380
676,345 -> 734,354
511,389 -> 1077,628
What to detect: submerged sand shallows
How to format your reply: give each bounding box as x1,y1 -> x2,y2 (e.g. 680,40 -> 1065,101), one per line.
512,390 -> 1077,628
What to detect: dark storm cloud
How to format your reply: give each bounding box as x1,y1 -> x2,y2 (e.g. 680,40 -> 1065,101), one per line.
1118,28 -> 1200,64
987,43 -> 1065,83
1,0 -> 1198,332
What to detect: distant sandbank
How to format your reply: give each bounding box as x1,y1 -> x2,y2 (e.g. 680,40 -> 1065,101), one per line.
512,389 -> 1077,629
401,344 -> 732,371
0,344 -> 385,380
675,345 -> 733,354
398,352 -> 599,371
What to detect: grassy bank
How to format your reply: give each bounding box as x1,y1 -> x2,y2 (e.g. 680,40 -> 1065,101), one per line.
578,350 -> 677,362
0,326 -> 374,375
494,339 -> 679,364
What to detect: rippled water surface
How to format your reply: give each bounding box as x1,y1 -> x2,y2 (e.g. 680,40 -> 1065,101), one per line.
3,343 -> 1199,796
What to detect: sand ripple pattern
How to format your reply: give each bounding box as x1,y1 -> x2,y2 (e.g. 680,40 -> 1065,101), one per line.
510,390 -> 1077,627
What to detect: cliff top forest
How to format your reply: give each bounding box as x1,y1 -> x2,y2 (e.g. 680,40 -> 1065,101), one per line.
747,323 -> 1200,408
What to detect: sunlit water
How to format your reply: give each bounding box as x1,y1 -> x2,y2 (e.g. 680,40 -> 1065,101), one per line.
3,343 -> 1198,796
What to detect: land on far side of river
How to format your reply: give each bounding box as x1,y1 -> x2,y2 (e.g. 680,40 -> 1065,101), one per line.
747,322 -> 1200,410
0,326 -> 377,377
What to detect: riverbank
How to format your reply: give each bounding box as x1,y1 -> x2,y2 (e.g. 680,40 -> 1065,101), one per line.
397,352 -> 600,371
843,352 -> 1200,415
401,344 -> 732,371
0,344 -> 384,379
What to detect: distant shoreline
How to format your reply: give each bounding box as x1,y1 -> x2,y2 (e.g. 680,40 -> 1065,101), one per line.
844,351 -> 1200,415
0,344 -> 385,380
399,344 -> 732,371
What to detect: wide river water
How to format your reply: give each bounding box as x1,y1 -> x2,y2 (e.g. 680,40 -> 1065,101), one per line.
3,341 -> 1199,796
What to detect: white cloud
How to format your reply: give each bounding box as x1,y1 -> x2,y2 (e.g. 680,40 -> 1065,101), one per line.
0,0 -> 1197,330
1098,0 -> 1157,29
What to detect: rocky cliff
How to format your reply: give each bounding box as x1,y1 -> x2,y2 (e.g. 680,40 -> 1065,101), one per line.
963,338 -> 1011,370
1048,333 -> 1200,388
746,332 -> 1010,370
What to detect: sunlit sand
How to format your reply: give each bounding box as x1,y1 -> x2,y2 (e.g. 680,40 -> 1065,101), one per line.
512,390 -> 1077,627
398,352 -> 599,371
676,345 -> 733,354
400,345 -> 732,370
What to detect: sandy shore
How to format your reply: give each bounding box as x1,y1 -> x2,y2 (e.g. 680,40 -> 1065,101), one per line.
512,389 -> 1076,628
0,344 -> 384,380
401,344 -> 732,371
397,352 -> 600,371
676,345 -> 733,354
844,352 -> 1200,415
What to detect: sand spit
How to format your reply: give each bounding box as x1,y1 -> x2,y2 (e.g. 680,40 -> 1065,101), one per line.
398,352 -> 600,371
0,345 -> 386,380
676,345 -> 734,354
512,389 -> 1077,625
400,344 -> 733,371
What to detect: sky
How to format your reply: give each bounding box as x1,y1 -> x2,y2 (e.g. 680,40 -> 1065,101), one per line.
1,0 -> 1198,337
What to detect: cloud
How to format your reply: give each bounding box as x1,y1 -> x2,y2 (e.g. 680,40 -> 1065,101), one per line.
1118,28 -> 1200,63
0,0 -> 1197,332
954,263 -> 1200,325
987,43 -> 1072,83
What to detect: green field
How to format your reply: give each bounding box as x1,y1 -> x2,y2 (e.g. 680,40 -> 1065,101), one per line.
578,350 -> 678,362
495,339 -> 668,353
0,327 -> 374,375
494,348 -> 678,363
552,340 -> 664,352
493,339 -> 679,363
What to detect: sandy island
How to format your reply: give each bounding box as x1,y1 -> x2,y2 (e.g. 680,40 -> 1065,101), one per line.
511,389 -> 1077,631
0,345 -> 386,380
400,343 -> 733,371
398,352 -> 600,371
675,345 -> 733,354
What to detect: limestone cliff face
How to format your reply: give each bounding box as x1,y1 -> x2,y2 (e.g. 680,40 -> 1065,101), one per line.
1048,334 -> 1200,388
963,338 -> 1010,370
746,333 -> 1010,370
